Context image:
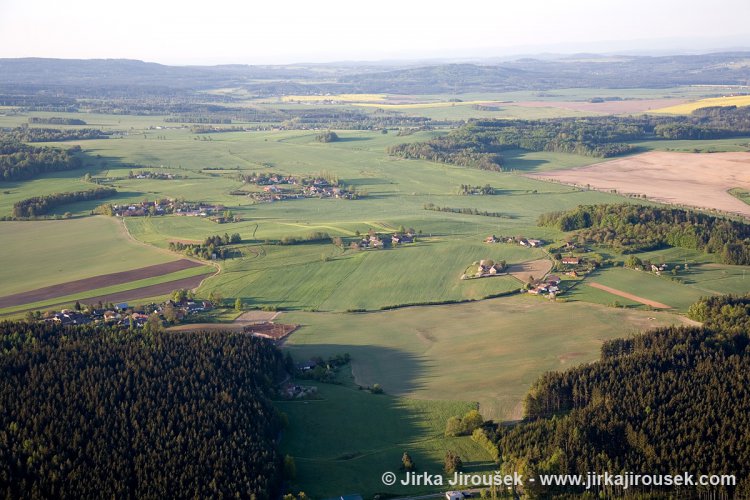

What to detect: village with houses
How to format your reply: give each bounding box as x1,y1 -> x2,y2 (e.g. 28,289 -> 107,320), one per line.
240,171 -> 363,202
98,198 -> 240,223
29,294 -> 214,329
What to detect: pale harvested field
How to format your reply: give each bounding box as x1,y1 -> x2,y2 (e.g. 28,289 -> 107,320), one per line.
507,258 -> 553,282
505,98 -> 689,114
530,151 -> 750,217
588,282 -> 671,309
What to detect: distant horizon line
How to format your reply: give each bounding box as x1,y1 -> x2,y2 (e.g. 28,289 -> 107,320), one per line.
3,46 -> 750,68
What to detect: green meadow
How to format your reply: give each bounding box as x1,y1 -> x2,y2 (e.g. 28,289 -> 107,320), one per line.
277,382 -> 495,498
282,296 -> 690,420
0,217 -> 177,296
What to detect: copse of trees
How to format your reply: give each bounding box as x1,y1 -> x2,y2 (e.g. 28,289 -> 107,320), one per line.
388,136 -> 503,171
168,233 -> 241,260
538,204 -> 750,265
315,130 -> 339,143
0,321 -> 286,498
496,297 -> 750,497
278,231 -> 331,245
424,202 -> 508,218
0,138 -> 82,181
11,187 -> 117,218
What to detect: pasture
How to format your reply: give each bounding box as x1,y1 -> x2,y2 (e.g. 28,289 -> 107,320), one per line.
585,267 -> 706,312
198,238 -> 542,311
281,296 -> 691,420
0,217 -> 178,296
278,382 -> 495,498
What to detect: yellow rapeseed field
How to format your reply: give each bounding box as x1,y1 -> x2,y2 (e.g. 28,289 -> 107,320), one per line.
650,94 -> 750,114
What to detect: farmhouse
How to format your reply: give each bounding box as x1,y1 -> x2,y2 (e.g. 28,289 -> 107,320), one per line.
562,257 -> 580,265
484,235 -> 498,243
392,233 -> 414,245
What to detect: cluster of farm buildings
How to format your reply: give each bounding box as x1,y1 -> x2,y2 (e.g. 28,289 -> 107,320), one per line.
354,231 -> 414,249
111,200 -> 227,218
485,235 -> 544,247
244,173 -> 360,201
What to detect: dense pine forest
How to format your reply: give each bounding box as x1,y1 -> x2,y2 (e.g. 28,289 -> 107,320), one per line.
0,139 -> 82,181
0,322 -> 286,499
538,204 -> 750,265
389,105 -> 750,168
495,294 -> 750,498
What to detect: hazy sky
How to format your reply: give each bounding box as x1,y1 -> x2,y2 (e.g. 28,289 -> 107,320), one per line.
1,0 -> 749,64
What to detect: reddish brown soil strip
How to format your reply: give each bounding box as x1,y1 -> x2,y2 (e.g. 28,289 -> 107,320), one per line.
67,274 -> 211,307
588,282 -> 671,309
0,260 -> 203,308
243,322 -> 298,340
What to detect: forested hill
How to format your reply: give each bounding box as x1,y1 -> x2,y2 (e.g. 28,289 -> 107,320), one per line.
537,204 -> 750,265
496,295 -> 750,498
0,322 -> 286,498
2,51 -> 750,93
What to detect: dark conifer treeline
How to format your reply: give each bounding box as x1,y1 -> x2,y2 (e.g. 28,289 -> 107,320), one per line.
11,187 -> 117,218
5,127 -> 108,142
0,139 -> 82,181
538,204 -> 750,264
0,322 -> 285,499
497,296 -> 750,497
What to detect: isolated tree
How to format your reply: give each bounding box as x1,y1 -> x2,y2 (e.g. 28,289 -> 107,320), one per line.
283,455 -> 296,480
445,416 -> 463,437
74,300 -> 81,311
444,450 -> 463,475
402,451 -> 415,471
163,302 -> 178,323
209,290 -> 223,306
144,313 -> 162,334
235,297 -> 243,312
172,289 -> 188,303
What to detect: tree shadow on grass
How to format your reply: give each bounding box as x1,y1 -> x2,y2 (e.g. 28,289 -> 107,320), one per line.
277,344 -> 496,497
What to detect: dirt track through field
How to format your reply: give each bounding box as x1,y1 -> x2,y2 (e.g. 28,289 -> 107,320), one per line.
0,259 -> 204,308
529,151 -> 750,217
588,282 -> 671,309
